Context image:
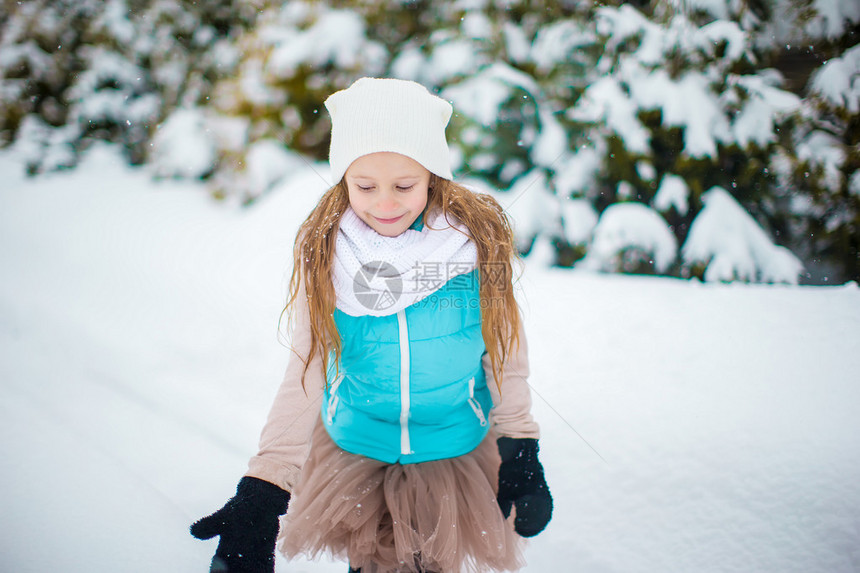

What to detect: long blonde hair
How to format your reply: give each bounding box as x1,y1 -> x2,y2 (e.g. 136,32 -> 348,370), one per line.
283,174 -> 521,390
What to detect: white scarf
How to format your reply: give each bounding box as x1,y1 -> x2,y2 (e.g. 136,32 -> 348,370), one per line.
332,207 -> 478,317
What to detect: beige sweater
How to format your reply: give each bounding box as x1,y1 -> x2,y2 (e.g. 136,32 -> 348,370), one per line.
245,284 -> 541,492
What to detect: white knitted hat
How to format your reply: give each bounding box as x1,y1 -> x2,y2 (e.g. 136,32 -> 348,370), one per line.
324,77 -> 454,183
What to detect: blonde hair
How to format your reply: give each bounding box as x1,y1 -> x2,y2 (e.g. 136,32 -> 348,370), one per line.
283,174 -> 521,390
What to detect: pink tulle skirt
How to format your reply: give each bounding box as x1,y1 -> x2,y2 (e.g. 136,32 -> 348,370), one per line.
278,422 -> 526,572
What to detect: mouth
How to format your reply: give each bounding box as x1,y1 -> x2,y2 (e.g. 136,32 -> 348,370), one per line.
373,214 -> 405,225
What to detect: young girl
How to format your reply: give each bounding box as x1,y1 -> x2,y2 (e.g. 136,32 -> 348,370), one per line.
191,77 -> 553,573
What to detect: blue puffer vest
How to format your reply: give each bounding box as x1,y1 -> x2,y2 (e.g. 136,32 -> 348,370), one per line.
321,268 -> 493,464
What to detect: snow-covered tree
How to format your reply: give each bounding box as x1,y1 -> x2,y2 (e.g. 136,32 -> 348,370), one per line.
0,0 -> 259,172
774,44 -> 860,283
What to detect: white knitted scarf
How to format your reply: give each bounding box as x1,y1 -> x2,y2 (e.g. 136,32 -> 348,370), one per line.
332,207 -> 478,317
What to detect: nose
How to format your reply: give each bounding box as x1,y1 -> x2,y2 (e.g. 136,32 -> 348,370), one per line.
375,190 -> 399,213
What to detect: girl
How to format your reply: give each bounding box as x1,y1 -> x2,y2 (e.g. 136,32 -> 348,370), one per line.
191,77 -> 552,573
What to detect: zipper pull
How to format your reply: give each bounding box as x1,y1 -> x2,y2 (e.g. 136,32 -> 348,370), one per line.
468,377 -> 488,427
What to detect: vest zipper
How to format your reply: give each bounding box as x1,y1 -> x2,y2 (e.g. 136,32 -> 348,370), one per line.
326,373 -> 344,424
396,309 -> 413,455
468,377 -> 488,427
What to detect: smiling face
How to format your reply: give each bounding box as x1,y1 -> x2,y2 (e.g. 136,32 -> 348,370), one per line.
344,152 -> 431,237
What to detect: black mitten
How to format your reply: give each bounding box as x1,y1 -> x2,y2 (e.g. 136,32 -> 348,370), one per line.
190,476 -> 291,573
496,437 -> 553,537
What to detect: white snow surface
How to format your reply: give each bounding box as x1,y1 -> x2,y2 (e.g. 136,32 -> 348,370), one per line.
2,147 -> 860,573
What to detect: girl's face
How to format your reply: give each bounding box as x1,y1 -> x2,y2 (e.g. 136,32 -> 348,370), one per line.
345,152 -> 431,237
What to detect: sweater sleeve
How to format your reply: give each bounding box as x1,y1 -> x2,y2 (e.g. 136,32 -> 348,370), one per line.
245,282 -> 325,492
484,316 -> 541,439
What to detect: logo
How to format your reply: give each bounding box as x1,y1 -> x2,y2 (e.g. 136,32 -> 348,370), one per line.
353,261 -> 401,311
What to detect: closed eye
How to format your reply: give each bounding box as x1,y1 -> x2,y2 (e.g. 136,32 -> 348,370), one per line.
396,185 -> 415,191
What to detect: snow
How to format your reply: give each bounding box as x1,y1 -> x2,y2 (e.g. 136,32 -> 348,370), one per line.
580,202 -> 678,274
531,108 -> 567,168
654,174 -> 690,215
443,63 -> 539,127
730,71 -> 802,148
491,169 -> 562,252
150,108 -> 216,179
391,46 -> 426,82
629,69 -> 731,158
460,11 -> 492,40
697,19 -> 748,62
267,10 -> 385,78
14,116 -> 77,173
796,131 -> 846,193
635,160 -> 656,182
2,147 -> 860,573
596,5 -> 665,67
553,147 -> 602,199
530,19 -> 592,72
571,76 -> 650,155
559,198 -> 598,246
427,40 -> 480,84
761,0 -> 860,45
207,114 -> 250,153
807,0 -> 860,39
682,187 -> 804,284
810,44 -> 860,113
579,5 -> 802,161
502,22 -> 531,64
68,47 -> 160,127
242,139 -> 309,197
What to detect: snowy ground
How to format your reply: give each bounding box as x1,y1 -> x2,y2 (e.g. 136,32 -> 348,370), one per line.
2,145 -> 859,573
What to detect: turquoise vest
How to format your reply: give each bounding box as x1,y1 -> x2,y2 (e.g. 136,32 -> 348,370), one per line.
321,269 -> 493,464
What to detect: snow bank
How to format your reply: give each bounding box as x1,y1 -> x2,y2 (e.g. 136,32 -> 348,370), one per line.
1,147 -> 858,573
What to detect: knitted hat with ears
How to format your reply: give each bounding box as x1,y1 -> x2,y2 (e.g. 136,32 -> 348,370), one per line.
324,77 -> 454,183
